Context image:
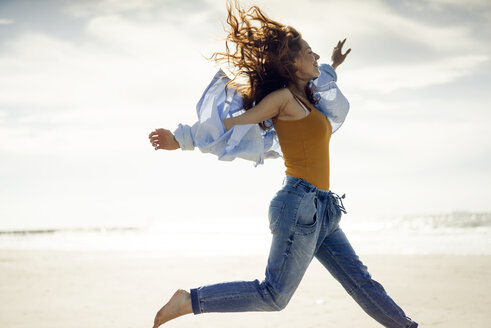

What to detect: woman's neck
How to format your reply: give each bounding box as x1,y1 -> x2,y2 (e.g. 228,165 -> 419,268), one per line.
287,81 -> 309,99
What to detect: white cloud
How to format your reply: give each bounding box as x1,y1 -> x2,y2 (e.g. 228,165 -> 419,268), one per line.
343,54 -> 489,93
269,0 -> 490,65
0,14 -> 222,156
0,27 -> 219,109
425,0 -> 491,8
0,18 -> 14,24
63,0 -> 163,18
84,13 -> 214,59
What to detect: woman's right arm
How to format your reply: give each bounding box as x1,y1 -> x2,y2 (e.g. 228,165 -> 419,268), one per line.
149,68 -> 285,165
223,88 -> 286,131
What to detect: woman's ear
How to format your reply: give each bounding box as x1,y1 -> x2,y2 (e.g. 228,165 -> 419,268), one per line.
292,56 -> 301,70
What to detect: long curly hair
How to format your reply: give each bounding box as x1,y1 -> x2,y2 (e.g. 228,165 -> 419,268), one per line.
206,0 -> 318,133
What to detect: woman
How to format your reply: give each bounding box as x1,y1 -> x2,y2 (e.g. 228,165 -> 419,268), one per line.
147,1 -> 418,327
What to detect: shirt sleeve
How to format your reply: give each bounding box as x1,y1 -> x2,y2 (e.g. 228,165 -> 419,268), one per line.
172,68 -> 275,167
312,63 -> 350,134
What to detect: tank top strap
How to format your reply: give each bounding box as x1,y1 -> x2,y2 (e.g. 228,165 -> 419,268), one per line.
287,88 -> 311,115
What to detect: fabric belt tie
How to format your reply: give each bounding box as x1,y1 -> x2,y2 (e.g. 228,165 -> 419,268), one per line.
328,191 -> 347,214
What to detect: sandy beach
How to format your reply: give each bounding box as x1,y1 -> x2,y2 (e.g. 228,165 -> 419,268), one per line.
0,250 -> 490,328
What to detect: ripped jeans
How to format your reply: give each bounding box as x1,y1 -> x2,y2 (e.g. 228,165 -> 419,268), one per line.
189,175 -> 418,328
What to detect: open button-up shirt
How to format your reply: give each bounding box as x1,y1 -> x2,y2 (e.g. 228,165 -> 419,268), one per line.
172,63 -> 350,167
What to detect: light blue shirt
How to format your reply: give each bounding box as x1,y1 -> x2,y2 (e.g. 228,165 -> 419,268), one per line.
173,63 -> 349,167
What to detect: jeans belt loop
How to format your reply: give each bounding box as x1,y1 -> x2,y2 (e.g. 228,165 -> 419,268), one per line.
292,178 -> 302,188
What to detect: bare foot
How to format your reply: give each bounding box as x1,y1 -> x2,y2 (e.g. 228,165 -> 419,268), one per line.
152,289 -> 193,328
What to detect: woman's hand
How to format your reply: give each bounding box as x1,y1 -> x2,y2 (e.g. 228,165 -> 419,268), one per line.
331,38 -> 351,69
148,128 -> 180,150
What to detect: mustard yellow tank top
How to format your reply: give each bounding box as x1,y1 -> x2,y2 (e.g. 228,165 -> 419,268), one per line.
273,89 -> 332,191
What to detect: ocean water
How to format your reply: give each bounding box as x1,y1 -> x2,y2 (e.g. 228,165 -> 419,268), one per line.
0,210 -> 489,256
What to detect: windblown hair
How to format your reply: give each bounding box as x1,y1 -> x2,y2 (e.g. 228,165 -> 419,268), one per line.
206,0 -> 318,133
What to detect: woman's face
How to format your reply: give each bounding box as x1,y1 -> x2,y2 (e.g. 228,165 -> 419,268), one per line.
294,39 -> 321,80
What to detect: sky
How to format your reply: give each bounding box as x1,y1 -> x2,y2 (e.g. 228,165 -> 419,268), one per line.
0,0 -> 490,230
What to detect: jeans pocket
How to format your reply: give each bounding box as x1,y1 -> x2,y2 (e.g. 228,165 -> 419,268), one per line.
294,192 -> 318,235
268,199 -> 286,234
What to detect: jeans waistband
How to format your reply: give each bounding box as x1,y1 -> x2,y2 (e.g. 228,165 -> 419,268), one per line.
283,175 -> 347,214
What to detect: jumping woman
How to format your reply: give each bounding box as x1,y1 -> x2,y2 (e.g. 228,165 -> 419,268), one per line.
147,1 -> 418,327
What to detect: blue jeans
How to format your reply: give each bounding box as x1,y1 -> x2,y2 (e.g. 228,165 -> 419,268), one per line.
190,175 -> 418,328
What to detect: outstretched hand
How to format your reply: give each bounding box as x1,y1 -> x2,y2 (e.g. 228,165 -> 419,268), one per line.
331,38 -> 351,69
148,128 -> 180,150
